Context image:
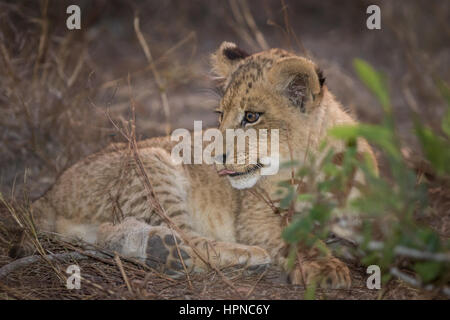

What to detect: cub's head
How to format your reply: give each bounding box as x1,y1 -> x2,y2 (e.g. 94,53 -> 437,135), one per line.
211,42 -> 326,189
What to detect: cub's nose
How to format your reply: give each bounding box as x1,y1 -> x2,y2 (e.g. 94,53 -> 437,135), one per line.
214,153 -> 228,164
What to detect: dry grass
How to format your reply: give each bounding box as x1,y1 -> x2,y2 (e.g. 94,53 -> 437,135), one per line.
0,0 -> 448,300
1,202 -> 443,300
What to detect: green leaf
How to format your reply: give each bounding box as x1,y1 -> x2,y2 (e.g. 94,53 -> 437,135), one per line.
328,125 -> 359,140
412,227 -> 441,252
280,187 -> 295,208
437,80 -> 450,136
329,124 -> 400,159
277,180 -> 292,188
304,281 -> 317,300
286,246 -> 298,270
280,160 -> 300,169
296,167 -> 310,177
282,217 -> 312,243
358,125 -> 400,159
414,261 -> 443,283
298,193 -> 314,202
415,122 -> 450,175
436,79 -> 450,107
309,203 -> 333,223
443,108 -> 450,137
353,58 -> 391,111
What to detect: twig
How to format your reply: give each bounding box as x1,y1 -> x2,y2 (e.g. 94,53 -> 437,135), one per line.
114,254 -> 134,294
52,235 -> 177,283
124,77 -> 242,298
248,188 -> 279,215
239,0 -> 269,50
170,228 -> 193,289
67,48 -> 85,87
390,267 -> 450,297
0,250 -> 100,279
296,253 -> 308,288
2,196 -> 65,281
100,32 -> 195,90
32,0 -> 48,83
280,0 -> 308,56
245,268 -> 268,297
228,0 -> 259,50
133,15 -> 171,135
79,275 -> 117,296
363,240 -> 450,262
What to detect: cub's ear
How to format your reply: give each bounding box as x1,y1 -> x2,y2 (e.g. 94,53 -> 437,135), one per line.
210,41 -> 249,80
267,57 -> 325,112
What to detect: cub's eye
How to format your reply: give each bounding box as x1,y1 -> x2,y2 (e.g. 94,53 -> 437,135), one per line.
243,111 -> 261,125
214,110 -> 223,122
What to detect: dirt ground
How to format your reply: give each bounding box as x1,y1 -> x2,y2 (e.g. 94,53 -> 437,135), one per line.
0,0 -> 449,299
0,204 -> 443,300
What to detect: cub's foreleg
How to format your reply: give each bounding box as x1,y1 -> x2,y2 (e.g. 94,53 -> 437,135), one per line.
97,217 -> 195,276
90,147 -> 270,275
97,217 -> 271,276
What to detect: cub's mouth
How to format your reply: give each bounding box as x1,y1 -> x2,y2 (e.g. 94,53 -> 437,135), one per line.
217,163 -> 263,177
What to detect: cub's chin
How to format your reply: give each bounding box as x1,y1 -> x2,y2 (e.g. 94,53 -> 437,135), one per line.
227,173 -> 260,190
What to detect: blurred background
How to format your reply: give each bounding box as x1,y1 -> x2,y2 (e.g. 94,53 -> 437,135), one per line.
0,0 -> 448,198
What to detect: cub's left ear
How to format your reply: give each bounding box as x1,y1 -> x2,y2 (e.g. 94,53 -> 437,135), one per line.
267,57 -> 325,112
210,41 -> 250,80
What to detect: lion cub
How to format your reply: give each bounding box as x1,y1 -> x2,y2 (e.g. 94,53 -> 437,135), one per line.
30,42 -> 377,288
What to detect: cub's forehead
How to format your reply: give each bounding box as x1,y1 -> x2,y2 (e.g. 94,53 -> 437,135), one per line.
221,49 -> 293,111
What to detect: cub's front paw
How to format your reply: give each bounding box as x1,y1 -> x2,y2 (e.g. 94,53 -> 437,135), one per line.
238,245 -> 272,275
288,256 -> 351,289
145,231 -> 195,277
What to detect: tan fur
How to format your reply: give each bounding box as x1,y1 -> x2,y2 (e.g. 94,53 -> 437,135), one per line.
31,43 -> 378,288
